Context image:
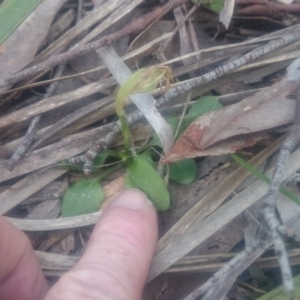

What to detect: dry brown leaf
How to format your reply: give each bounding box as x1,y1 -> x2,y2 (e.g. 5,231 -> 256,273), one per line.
164,59 -> 300,163
50,232 -> 75,255
38,229 -> 74,252
163,133 -> 266,163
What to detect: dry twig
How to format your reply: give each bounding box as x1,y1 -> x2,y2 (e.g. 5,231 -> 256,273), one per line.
0,0 -> 189,88
260,73 -> 300,292
69,30 -> 300,170
183,59 -> 300,299
5,116 -> 40,171
5,1 -> 86,171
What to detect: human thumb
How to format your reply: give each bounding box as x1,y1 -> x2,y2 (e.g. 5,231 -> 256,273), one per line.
45,189 -> 158,300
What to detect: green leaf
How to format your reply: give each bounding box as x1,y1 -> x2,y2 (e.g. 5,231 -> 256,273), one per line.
0,0 -> 43,44
232,154 -> 300,206
184,96 -> 222,128
170,159 -> 197,184
93,149 -> 122,166
59,149 -> 122,172
127,157 -> 170,211
144,96 -> 222,150
115,68 -> 145,117
61,178 -> 105,217
201,0 -> 224,13
124,173 -> 134,189
137,152 -> 154,165
115,67 -> 172,153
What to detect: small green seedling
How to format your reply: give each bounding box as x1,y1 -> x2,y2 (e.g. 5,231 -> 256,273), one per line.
115,66 -> 172,155
61,72 -> 224,216
115,66 -> 172,211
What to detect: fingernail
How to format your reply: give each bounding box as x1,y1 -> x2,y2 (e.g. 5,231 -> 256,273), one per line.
113,189 -> 152,210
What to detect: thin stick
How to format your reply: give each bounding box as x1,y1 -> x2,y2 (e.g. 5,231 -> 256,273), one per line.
4,3 -> 87,171
156,30 -> 300,108
183,62 -> 300,299
183,234 -> 272,300
0,0 -> 190,88
260,81 -> 300,292
76,0 -> 83,24
5,68 -> 67,171
158,2 -> 200,57
174,91 -> 191,139
69,31 -> 300,170
5,116 -> 40,171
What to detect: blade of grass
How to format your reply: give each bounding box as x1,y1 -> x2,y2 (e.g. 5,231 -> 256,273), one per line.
231,153 -> 300,206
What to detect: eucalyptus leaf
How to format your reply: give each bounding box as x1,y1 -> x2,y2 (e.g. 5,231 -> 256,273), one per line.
127,157 -> 170,211
170,159 -> 197,184
61,178 -> 104,217
0,0 -> 43,44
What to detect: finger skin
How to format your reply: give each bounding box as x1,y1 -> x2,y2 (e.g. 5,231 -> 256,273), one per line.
0,217 -> 49,300
45,189 -> 158,300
